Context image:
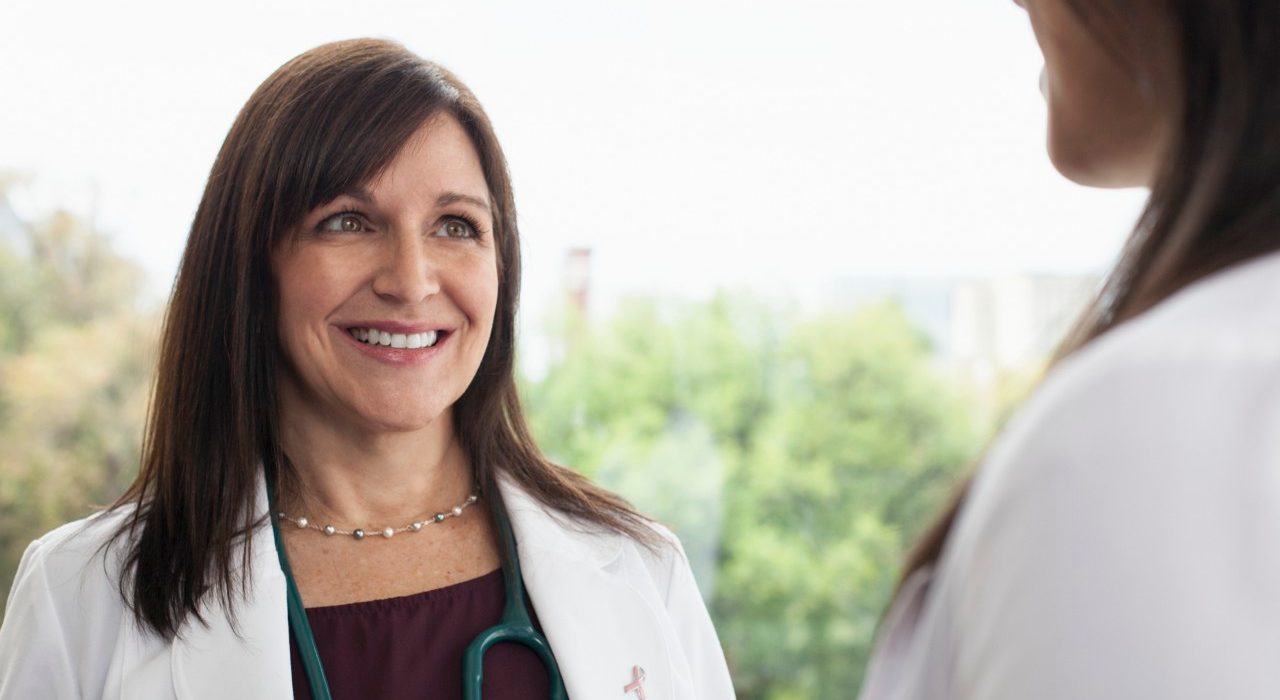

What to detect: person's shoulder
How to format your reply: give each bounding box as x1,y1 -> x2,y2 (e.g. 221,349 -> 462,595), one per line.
0,506 -> 139,696
957,253 -> 1280,548
625,518 -> 690,581
498,472 -> 689,582
996,252 -> 1280,473
7,506 -> 137,624
1071,250 -> 1280,375
20,506 -> 135,581
930,254 -> 1280,697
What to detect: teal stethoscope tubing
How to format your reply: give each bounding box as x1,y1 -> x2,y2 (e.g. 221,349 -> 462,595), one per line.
267,482 -> 569,699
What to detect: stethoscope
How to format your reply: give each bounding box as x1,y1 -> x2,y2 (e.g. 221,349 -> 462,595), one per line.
267,481 -> 569,699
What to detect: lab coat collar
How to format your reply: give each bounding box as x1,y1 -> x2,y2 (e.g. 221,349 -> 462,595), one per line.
169,472 -> 291,699
496,472 -> 625,568
499,473 -> 678,699
168,471 -> 677,699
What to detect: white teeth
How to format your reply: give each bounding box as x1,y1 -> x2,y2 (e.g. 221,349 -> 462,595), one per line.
350,328 -> 441,349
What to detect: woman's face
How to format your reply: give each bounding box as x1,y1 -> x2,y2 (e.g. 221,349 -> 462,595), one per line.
1015,0 -> 1181,187
273,113 -> 499,434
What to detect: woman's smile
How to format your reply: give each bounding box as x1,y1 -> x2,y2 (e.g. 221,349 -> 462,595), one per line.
337,322 -> 453,366
349,327 -> 441,350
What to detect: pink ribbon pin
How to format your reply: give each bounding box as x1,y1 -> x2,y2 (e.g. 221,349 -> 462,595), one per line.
623,665 -> 646,699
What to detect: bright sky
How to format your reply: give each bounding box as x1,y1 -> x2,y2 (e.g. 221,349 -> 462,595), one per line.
1,0 -> 1147,318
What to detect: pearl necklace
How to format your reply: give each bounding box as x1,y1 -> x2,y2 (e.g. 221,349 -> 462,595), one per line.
276,493 -> 480,540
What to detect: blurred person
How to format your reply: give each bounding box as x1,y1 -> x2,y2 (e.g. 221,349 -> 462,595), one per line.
859,2 -> 1280,699
0,39 -> 734,699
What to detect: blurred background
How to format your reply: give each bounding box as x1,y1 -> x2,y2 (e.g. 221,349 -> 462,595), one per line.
0,0 -> 1148,696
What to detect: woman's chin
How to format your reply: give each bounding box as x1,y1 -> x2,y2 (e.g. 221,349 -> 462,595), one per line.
349,404 -> 453,435
1046,112 -> 1164,189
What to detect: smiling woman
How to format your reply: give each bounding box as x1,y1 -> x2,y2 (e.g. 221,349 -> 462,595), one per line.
273,115 -> 500,439
0,39 -> 735,699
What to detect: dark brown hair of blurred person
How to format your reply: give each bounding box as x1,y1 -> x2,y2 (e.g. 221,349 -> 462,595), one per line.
902,1 -> 1280,585
107,38 -> 656,639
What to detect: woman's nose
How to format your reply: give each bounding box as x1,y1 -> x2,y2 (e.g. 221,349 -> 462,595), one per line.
371,232 -> 441,304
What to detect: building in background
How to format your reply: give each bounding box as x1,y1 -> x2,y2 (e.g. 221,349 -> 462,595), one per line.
563,247 -> 592,317
824,272 -> 1101,384
950,274 -> 1099,381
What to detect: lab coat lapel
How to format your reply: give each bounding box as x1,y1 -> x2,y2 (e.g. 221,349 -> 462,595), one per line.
501,479 -> 675,700
168,477 -> 292,700
165,474 -> 681,698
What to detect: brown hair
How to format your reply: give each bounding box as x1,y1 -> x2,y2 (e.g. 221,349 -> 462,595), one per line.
109,38 -> 657,639
902,1 -> 1280,584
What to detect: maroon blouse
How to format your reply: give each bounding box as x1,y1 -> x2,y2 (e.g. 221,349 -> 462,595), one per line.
289,568 -> 552,699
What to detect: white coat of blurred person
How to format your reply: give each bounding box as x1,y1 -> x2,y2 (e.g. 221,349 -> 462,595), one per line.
860,2 -> 1280,698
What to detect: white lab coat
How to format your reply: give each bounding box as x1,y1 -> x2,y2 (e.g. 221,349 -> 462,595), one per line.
0,473 -> 737,699
858,250 -> 1280,699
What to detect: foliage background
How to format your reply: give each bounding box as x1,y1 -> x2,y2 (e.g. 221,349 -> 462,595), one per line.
0,196 -> 1012,697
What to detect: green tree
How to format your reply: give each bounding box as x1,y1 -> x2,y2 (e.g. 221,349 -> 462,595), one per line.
524,296 -> 980,698
527,293 -> 780,596
715,303 -> 976,697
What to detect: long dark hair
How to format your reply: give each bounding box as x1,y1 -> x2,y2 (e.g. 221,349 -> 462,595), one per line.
109,38 -> 657,639
903,1 -> 1280,582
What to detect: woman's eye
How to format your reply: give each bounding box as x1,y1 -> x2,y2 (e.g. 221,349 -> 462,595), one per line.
319,213 -> 366,233
436,218 -> 476,238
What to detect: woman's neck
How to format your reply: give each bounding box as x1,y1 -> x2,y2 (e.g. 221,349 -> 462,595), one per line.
275,404 -> 474,528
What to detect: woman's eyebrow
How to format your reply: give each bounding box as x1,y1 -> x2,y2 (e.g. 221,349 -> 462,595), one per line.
331,188 -> 490,212
437,191 -> 491,212
335,186 -> 376,206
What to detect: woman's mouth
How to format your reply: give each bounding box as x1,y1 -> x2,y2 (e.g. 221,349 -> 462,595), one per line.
348,327 -> 443,349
